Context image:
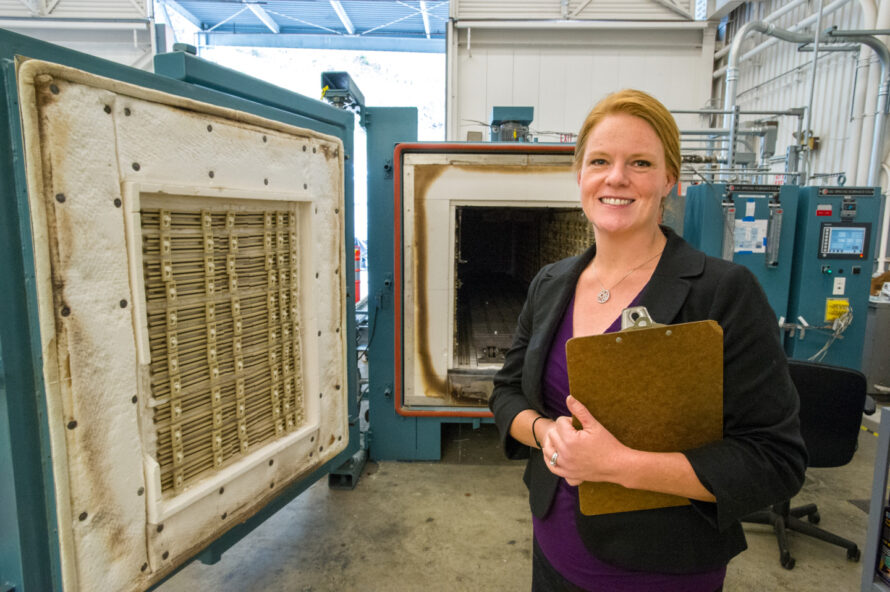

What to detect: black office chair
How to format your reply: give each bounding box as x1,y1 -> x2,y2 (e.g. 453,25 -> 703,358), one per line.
742,359 -> 866,570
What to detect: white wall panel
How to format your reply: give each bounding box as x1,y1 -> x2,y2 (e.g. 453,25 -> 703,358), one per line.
0,3 -> 155,69
0,0 -> 36,16
449,25 -> 715,143
0,22 -> 156,68
452,0 -> 566,20
452,0 -> 695,21
484,49 -> 514,112
0,0 -> 145,17
511,50 -> 540,108
0,0 -> 152,68
559,51 -> 602,125
536,49 -> 569,134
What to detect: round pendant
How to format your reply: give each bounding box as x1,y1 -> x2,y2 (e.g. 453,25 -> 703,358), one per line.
597,289 -> 610,304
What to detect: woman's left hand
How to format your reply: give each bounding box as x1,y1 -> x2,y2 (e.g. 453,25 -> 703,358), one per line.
542,395 -> 631,487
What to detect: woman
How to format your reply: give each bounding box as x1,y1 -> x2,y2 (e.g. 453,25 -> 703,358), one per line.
489,89 -> 807,591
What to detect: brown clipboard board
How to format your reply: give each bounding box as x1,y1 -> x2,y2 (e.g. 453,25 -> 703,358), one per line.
565,307 -> 723,516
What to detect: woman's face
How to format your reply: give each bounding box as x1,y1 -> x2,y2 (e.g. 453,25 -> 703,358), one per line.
577,112 -> 676,237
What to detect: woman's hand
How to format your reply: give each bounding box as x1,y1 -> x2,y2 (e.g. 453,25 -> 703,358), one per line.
542,395 -> 717,501
541,395 -> 630,487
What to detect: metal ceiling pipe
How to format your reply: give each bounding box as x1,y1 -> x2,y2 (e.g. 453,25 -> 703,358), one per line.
722,20 -> 890,186
830,30 -> 890,185
714,0 -> 809,61
714,0 -> 852,79
877,0 -> 890,272
845,0 -> 877,186
801,0 -> 826,186
880,162 -> 890,271
722,21 -> 818,171
856,0 -> 889,184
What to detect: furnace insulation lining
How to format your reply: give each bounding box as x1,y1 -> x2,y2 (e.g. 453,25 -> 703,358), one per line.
401,152 -> 582,408
17,58 -> 347,591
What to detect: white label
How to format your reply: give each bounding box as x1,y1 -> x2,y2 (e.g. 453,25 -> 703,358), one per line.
745,200 -> 756,217
833,276 -> 846,295
734,219 -> 768,253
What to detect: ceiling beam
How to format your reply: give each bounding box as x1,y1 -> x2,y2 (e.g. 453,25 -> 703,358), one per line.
157,0 -> 202,29
14,0 -> 37,16
246,2 -> 280,33
419,0 -> 430,39
201,31 -> 444,52
329,0 -> 355,35
649,0 -> 693,20
207,6 -> 248,32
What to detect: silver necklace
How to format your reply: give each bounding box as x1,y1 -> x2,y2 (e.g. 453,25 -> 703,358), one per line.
593,249 -> 664,304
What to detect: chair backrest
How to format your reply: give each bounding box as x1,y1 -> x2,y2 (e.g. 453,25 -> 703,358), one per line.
789,359 -> 867,468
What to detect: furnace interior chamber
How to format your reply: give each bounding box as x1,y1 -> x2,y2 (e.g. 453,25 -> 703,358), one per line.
399,149 -> 584,409
450,206 -> 594,403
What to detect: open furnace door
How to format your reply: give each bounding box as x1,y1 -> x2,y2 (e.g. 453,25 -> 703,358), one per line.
1,38 -> 351,592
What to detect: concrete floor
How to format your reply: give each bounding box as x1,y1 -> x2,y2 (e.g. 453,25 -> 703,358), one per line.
156,417 -> 884,592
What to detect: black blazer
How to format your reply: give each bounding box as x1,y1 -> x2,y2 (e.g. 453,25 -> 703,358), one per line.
490,227 -> 807,573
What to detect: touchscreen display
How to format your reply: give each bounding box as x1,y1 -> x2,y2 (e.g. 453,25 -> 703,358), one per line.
823,225 -> 866,256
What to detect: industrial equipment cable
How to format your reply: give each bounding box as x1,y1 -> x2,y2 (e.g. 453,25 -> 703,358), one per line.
807,307 -> 853,362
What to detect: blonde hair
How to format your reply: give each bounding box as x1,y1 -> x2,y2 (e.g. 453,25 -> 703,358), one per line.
573,89 -> 680,183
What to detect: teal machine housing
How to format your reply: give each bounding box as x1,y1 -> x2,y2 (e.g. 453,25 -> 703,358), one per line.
318,72 -> 474,462
683,183 -> 800,320
0,28 -> 360,591
785,186 -> 883,369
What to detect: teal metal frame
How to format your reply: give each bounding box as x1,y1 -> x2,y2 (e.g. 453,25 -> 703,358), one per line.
0,28 -> 359,591
363,111 -> 497,461
362,106 -> 445,461
785,186 -> 884,370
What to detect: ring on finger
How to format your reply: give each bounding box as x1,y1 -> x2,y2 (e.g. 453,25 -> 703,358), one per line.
549,451 -> 559,467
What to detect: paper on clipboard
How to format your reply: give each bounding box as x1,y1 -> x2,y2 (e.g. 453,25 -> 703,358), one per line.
565,307 -> 723,516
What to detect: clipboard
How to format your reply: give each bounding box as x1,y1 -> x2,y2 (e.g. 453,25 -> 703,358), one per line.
565,307 -> 723,516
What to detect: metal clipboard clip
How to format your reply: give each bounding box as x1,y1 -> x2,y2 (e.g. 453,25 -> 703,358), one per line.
620,306 -> 664,332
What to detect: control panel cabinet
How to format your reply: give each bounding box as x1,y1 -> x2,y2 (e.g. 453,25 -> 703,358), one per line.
683,183 -> 799,321
785,187 -> 883,369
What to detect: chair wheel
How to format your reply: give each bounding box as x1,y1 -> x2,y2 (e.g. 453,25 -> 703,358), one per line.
781,551 -> 796,570
848,547 -> 861,562
807,511 -> 821,524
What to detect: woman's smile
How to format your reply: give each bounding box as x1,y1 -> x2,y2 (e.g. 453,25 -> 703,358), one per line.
577,112 -> 675,237
599,197 -> 635,206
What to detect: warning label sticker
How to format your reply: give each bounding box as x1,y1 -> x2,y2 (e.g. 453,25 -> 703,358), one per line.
824,298 -> 850,322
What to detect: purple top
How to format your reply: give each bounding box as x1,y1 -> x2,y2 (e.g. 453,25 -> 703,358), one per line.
532,295 -> 727,592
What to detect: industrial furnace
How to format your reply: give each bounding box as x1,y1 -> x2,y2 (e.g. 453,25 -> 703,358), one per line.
0,30 -> 359,592
393,144 -> 585,411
